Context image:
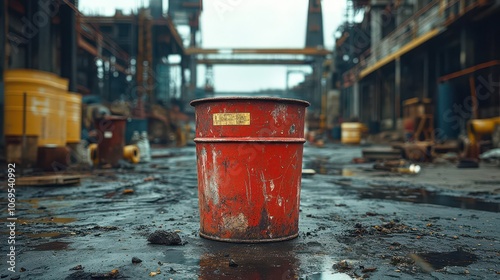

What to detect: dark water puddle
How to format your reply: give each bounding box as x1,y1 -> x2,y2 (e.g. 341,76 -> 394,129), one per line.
31,241 -> 71,251
27,232 -> 69,239
304,159 -> 355,176
306,272 -> 352,279
198,241 -> 299,279
415,250 -> 478,270
347,185 -> 500,212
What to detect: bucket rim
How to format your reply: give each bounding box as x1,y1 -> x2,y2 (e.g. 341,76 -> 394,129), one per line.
190,96 -> 310,107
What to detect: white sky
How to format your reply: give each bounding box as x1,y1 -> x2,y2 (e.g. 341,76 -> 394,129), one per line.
79,0 -> 347,92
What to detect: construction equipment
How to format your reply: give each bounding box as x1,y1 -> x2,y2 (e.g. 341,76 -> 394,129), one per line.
459,116 -> 500,167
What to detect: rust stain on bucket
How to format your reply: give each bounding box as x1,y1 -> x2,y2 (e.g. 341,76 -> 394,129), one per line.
191,97 -> 309,243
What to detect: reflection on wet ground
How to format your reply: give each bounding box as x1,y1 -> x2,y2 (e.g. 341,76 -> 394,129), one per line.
31,241 -> 71,251
26,232 -> 69,239
17,217 -> 77,224
303,157 -> 354,176
412,250 -> 478,271
306,272 -> 353,280
2,145 -> 499,279
199,242 -> 298,279
336,183 -> 500,212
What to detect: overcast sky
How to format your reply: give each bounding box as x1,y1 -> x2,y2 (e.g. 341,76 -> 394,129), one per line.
79,0 -> 347,92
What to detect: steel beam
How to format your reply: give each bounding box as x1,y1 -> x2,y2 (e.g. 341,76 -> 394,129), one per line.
0,0 -> 6,145
60,0 -> 77,91
196,59 -> 313,65
0,0 -> 5,75
185,48 -> 330,56
36,0 -> 52,72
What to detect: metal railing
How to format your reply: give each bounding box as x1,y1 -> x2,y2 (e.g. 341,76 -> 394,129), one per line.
343,0 -> 490,84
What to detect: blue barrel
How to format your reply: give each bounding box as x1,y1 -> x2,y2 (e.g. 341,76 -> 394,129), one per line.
437,83 -> 461,140
331,126 -> 341,140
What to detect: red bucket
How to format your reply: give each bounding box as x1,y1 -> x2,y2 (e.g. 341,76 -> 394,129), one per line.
191,97 -> 309,243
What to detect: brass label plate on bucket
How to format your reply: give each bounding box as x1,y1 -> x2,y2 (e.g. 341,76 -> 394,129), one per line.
213,113 -> 250,126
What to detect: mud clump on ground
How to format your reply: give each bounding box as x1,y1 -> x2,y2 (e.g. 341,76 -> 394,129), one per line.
147,230 -> 182,245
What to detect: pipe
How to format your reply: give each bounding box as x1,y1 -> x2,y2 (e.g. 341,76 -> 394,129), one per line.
123,145 -> 140,164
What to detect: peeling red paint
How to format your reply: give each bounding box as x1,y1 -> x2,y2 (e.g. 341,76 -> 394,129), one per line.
191,97 -> 309,243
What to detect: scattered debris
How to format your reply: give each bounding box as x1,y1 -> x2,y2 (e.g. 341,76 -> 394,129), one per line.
362,147 -> 402,161
149,268 -> 161,277
390,256 -> 415,267
302,169 -> 316,175
147,230 -> 182,245
144,176 -> 156,182
70,265 -> 83,271
132,257 -> 142,264
93,226 -> 119,231
352,157 -> 367,164
229,259 -> 238,267
373,161 -> 421,175
361,267 -> 377,273
123,189 -> 135,195
333,260 -> 352,272
480,148 -> 500,160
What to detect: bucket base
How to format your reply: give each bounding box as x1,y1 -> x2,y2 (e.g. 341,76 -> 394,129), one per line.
199,231 -> 298,243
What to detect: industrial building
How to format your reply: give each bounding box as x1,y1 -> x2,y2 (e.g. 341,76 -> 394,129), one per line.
334,0 -> 500,141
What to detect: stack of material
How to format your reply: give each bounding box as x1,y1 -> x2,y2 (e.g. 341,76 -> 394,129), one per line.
403,98 -> 434,142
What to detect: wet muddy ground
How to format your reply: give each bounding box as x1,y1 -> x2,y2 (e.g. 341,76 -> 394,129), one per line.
1,144 -> 499,279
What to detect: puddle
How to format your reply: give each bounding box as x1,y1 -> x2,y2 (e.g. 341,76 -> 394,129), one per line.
412,250 -> 478,270
199,242 -> 299,279
26,232 -> 68,239
306,272 -> 353,280
347,185 -> 500,212
17,217 -> 77,224
31,241 -> 71,251
304,159 -> 357,176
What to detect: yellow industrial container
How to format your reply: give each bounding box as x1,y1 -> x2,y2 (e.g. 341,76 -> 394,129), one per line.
341,122 -> 366,144
66,92 -> 82,143
4,69 -> 69,147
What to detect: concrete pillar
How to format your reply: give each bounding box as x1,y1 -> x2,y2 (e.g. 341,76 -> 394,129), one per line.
396,3 -> 414,26
460,26 -> 474,69
353,81 -> 360,118
0,0 -> 5,74
395,57 -> 401,129
60,0 -> 77,91
180,56 -> 187,106
370,6 -> 384,48
23,0 -> 57,71
25,0 -> 34,68
150,0 -> 163,19
35,0 -> 53,72
423,52 -> 429,98
0,0 -> 6,145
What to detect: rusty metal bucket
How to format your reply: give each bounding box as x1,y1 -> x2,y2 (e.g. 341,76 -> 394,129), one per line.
191,97 -> 310,243
94,116 -> 126,167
